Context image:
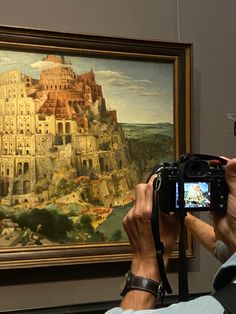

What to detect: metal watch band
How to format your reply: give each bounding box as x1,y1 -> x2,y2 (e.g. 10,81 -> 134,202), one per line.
121,271 -> 162,298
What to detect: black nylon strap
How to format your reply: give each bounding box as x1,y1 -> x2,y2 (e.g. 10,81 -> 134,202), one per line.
212,283 -> 236,314
177,162 -> 189,301
151,177 -> 172,296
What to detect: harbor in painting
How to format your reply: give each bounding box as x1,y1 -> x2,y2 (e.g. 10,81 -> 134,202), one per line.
0,52 -> 173,246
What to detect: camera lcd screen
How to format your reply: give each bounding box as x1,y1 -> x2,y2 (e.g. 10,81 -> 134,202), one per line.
176,182 -> 211,208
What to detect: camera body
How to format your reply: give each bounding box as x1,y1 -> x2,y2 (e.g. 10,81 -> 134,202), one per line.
155,154 -> 228,212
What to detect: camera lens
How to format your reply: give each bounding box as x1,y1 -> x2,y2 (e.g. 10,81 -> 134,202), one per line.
184,160 -> 209,177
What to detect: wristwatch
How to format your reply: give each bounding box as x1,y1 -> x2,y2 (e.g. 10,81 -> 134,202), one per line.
120,270 -> 162,298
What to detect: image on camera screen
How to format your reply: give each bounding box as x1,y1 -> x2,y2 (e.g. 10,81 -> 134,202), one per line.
175,182 -> 211,208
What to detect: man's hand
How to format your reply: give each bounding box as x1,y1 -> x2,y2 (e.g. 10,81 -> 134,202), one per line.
121,175 -> 179,310
123,175 -> 179,276
185,213 -> 216,254
211,158 -> 236,253
122,176 -> 159,281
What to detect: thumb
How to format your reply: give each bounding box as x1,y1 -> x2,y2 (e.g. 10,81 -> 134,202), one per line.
225,158 -> 236,197
224,158 -> 236,223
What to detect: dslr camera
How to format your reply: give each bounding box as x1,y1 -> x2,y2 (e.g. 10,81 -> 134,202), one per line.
154,154 -> 228,212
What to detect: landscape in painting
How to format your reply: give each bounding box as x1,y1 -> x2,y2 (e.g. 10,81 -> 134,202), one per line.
0,52 -> 174,246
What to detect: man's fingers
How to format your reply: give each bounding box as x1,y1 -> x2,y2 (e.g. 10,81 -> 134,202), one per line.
132,176 -> 157,220
226,158 -> 236,177
147,174 -> 158,185
219,156 -> 230,162
225,158 -> 236,197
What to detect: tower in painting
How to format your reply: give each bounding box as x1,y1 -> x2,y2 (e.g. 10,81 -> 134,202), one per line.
0,55 -> 140,207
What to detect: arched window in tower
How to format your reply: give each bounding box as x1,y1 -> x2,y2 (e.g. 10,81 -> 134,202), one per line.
58,122 -> 63,134
89,159 -> 93,169
26,142 -> 30,154
65,122 -> 71,134
3,142 -> 9,154
17,162 -> 22,176
23,180 -> 30,194
0,180 -> 4,196
24,162 -> 29,174
13,181 -> 21,195
99,157 -> 105,172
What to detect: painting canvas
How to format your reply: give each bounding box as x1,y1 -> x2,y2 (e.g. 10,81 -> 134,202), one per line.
0,51 -> 174,247
0,26 -> 192,268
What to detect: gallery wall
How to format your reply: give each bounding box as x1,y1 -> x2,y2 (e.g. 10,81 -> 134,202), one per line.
0,0 -> 235,311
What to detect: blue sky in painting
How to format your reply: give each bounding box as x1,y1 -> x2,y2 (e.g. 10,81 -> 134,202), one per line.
0,50 -> 173,124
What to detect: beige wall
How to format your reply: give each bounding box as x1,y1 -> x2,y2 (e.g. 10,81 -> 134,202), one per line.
0,0 -> 235,310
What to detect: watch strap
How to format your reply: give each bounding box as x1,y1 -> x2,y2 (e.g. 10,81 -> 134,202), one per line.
121,271 -> 162,298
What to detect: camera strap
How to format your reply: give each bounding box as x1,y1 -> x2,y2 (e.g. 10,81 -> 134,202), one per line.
151,163 -> 189,302
177,162 -> 189,301
152,183 -> 172,298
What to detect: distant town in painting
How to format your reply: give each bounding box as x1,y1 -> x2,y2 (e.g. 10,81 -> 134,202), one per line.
0,51 -> 174,246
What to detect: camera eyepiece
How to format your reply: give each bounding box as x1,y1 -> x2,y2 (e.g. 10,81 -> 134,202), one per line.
184,159 -> 209,178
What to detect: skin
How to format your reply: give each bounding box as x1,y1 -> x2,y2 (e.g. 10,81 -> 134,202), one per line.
120,158 -> 236,310
185,213 -> 217,254
211,158 -> 236,252
185,156 -> 236,255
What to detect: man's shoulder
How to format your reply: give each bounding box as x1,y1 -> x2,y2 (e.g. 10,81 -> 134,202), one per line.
106,254 -> 236,314
213,252 -> 236,290
105,295 -> 224,314
214,241 -> 233,263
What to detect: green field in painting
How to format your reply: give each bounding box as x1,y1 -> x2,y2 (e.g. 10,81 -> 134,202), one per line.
97,204 -> 133,241
121,122 -> 173,139
121,122 -> 174,181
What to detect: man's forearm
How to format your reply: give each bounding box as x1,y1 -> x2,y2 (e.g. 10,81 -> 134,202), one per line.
185,213 -> 216,254
120,288 -> 157,310
120,253 -> 170,310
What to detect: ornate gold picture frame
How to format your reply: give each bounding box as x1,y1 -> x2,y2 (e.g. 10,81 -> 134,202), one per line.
0,26 -> 192,269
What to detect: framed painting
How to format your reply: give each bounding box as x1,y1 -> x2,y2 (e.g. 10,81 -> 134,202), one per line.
0,26 -> 193,269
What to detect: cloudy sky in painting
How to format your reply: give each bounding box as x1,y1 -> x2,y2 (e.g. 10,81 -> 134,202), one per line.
0,50 -> 174,124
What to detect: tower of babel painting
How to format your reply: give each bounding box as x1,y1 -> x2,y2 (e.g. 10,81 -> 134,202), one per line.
0,55 -> 140,208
